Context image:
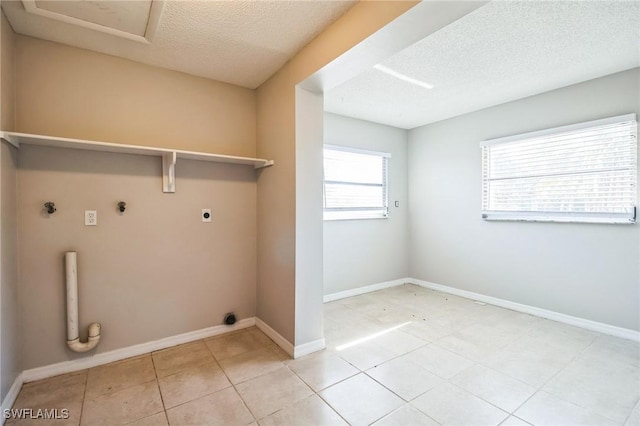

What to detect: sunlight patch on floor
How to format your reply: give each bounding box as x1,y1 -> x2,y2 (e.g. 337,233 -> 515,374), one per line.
335,321 -> 412,351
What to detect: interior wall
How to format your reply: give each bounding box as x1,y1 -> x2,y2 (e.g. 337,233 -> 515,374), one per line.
18,146 -> 257,370
294,88 -> 325,347
323,113 -> 408,295
256,1 -> 419,345
0,10 -> 19,402
10,37 -> 261,370
408,68 -> 640,331
1,142 -> 18,399
14,36 -> 256,156
1,11 -> 14,131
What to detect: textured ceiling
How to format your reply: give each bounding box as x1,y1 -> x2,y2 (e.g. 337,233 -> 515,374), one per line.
325,1 -> 640,129
2,0 -> 356,88
33,1 -> 152,36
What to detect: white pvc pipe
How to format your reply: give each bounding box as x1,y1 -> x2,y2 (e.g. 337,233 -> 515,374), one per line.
65,252 -> 101,352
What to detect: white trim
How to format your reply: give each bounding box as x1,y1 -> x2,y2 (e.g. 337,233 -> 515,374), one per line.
0,132 -> 274,169
409,278 -> 640,342
482,210 -> 636,224
22,318 -> 255,383
294,338 -> 326,359
481,113 -> 637,147
324,144 -> 391,158
1,373 -> 24,425
21,0 -> 164,45
255,318 -> 325,359
255,318 -> 294,357
323,278 -> 408,303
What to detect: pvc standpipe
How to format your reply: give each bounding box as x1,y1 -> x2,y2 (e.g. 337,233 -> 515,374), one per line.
65,252 -> 101,352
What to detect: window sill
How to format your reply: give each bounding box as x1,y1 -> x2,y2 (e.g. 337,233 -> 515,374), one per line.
324,215 -> 389,222
482,211 -> 636,224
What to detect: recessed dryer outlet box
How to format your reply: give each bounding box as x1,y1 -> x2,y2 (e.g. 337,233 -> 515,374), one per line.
202,209 -> 211,222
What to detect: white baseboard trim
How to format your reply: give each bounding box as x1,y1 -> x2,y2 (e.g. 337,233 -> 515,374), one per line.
323,278 -> 409,303
22,318 -> 256,383
409,278 -> 640,342
255,317 -> 294,357
255,318 -> 325,359
294,338 -> 326,359
1,373 -> 24,425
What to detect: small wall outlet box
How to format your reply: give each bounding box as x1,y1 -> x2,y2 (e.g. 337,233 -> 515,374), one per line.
85,210 -> 97,226
202,209 -> 211,222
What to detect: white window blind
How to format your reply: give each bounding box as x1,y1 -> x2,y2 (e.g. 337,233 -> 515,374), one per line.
323,145 -> 390,220
481,114 -> 637,224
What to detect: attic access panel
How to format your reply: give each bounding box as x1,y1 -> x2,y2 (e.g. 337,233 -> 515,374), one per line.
22,0 -> 163,43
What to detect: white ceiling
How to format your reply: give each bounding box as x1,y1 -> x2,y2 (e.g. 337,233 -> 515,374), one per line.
2,0 -> 356,89
324,1 -> 640,130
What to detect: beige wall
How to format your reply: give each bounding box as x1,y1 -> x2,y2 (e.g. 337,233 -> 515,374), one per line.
15,36 -> 256,157
1,11 -> 15,131
11,37 -> 261,369
1,142 -> 18,399
18,145 -> 257,369
0,10 -> 19,402
256,1 -> 418,344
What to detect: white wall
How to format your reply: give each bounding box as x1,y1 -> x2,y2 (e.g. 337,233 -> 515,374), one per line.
323,113 -> 408,296
408,68 -> 640,331
295,88 -> 325,347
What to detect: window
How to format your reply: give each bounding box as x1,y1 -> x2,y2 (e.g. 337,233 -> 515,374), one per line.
481,114 -> 637,224
323,145 -> 390,220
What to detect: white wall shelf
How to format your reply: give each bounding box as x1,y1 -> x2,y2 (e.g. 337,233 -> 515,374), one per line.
0,131 -> 274,193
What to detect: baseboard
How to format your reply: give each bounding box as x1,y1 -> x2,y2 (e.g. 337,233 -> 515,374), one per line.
409,278 -> 640,342
22,318 -> 255,383
254,318 -> 326,359
0,373 -> 24,425
294,338 -> 326,358
323,278 -> 409,303
255,318 -> 294,357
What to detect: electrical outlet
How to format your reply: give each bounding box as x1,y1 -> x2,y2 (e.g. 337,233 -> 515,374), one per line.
202,209 -> 211,223
85,210 -> 97,226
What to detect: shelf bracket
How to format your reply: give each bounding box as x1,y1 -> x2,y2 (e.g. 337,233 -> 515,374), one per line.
255,160 -> 275,169
162,152 -> 176,193
0,133 -> 20,149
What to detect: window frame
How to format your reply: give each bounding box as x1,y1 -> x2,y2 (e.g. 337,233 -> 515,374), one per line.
323,144 -> 391,221
480,113 -> 638,224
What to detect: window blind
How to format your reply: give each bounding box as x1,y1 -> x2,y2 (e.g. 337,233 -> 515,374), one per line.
323,145 -> 389,220
481,114 -> 637,224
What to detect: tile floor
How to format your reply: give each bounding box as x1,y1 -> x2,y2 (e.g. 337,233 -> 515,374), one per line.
8,284 -> 640,425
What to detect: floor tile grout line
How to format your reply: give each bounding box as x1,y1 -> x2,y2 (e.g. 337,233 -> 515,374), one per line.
621,400 -> 640,426
156,332 -> 278,422
313,386 -> 355,426
508,333 -> 611,421
203,335 -> 256,422
342,310 -> 636,424
442,380 -> 511,422
338,288 -> 552,424
330,297 -> 489,426
236,351 -> 318,422
149,347 -> 170,423
82,354 -> 158,401
77,370 -> 89,426
202,330 -> 279,424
